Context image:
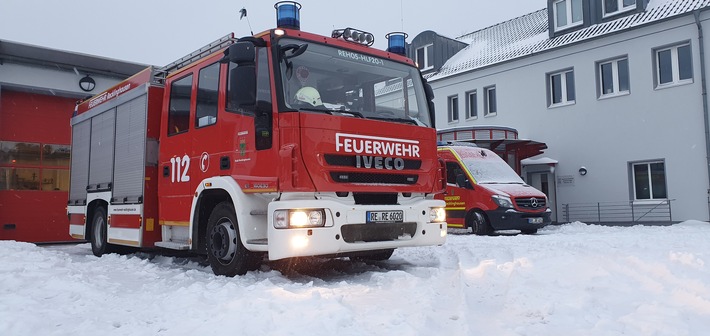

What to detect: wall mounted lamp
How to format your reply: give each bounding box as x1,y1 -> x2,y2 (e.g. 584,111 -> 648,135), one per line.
79,75 -> 96,92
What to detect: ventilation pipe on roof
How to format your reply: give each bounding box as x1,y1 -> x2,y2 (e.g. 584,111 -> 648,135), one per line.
694,10 -> 710,221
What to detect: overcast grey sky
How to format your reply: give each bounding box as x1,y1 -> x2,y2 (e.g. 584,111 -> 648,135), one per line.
0,0 -> 544,66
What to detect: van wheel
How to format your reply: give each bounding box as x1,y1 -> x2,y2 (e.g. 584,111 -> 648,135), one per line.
206,202 -> 257,276
521,228 -> 538,235
90,206 -> 118,256
470,211 -> 493,236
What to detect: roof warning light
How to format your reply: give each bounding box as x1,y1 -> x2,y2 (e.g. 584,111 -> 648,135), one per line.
275,1 -> 301,30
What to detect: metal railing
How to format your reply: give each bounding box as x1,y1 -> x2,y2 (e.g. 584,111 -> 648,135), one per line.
562,199 -> 674,225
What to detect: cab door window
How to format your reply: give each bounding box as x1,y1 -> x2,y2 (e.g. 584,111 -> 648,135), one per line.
195,62 -> 220,128
168,74 -> 193,135
446,161 -> 465,185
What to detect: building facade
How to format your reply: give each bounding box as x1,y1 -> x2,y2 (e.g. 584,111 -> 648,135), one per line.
0,40 -> 145,242
413,0 -> 710,223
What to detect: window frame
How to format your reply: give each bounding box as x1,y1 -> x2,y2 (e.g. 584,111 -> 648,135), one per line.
167,73 -> 194,136
0,141 -> 70,192
447,94 -> 459,123
654,42 -> 693,89
630,160 -> 668,202
484,86 -> 497,117
553,0 -> 583,31
597,56 -> 630,99
603,0 -> 636,17
465,90 -> 478,120
547,68 -> 576,108
415,44 -> 434,71
194,62 -> 220,129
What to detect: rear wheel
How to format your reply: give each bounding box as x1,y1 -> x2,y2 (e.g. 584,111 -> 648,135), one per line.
206,202 -> 258,276
90,207 -> 117,256
470,211 -> 493,236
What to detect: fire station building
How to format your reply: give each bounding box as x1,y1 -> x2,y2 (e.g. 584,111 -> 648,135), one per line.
0,39 -> 145,242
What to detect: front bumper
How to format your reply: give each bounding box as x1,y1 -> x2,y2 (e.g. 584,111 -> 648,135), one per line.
267,198 -> 447,260
487,207 -> 551,231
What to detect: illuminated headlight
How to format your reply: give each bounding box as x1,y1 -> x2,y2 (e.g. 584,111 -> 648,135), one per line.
430,207 -> 446,223
273,209 -> 326,229
492,195 -> 514,209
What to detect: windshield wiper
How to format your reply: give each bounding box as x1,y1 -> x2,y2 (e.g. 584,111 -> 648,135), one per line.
298,107 -> 333,115
367,116 -> 418,125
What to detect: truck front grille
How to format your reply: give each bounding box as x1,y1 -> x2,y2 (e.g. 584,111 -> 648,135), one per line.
341,222 -> 417,243
330,172 -> 418,185
515,197 -> 547,210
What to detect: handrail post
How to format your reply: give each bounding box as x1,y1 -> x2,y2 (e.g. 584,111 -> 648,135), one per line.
597,202 -> 601,222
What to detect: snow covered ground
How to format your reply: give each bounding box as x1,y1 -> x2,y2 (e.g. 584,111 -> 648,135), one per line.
1,221 -> 710,336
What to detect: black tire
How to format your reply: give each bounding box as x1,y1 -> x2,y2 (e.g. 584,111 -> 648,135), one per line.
521,228 -> 538,235
349,249 -> 395,262
470,211 -> 493,236
90,207 -> 117,256
205,202 -> 257,276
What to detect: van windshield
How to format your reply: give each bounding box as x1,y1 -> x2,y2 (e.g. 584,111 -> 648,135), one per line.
462,158 -> 525,184
277,38 -> 432,127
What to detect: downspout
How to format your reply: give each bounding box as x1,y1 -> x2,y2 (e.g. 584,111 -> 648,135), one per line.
694,10 -> 710,221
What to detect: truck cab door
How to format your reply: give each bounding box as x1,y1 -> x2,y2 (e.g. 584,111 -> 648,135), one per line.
158,73 -> 196,227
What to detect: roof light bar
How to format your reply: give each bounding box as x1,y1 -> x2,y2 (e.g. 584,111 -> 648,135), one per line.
386,32 -> 408,55
332,28 -> 375,46
275,1 -> 301,30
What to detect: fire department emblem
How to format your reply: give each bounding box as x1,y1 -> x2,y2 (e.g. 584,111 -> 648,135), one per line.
200,152 -> 210,172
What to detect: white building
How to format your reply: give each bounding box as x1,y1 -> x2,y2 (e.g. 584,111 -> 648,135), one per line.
414,0 -> 710,223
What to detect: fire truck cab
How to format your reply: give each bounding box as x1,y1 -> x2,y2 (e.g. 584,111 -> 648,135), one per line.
67,2 -> 447,276
437,143 -> 551,235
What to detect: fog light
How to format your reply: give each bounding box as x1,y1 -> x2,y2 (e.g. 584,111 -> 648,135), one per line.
291,236 -> 309,249
430,207 -> 446,223
274,210 -> 288,229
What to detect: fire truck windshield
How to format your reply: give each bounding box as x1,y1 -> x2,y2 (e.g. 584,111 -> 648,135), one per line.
278,38 -> 433,127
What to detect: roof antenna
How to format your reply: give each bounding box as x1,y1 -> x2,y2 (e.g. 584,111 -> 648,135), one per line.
240,8 -> 254,35
400,0 -> 404,31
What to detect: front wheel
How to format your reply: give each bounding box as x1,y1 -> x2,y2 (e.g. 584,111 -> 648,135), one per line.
470,211 -> 493,236
206,202 -> 258,276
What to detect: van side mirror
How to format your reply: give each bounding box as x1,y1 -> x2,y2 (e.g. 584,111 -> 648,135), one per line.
456,174 -> 473,189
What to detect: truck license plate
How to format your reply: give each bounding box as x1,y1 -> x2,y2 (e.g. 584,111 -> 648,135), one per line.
528,217 -> 543,224
366,210 -> 404,223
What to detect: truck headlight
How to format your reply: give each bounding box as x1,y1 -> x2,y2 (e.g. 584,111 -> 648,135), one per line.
430,207 -> 446,223
274,209 -> 326,229
492,195 -> 514,209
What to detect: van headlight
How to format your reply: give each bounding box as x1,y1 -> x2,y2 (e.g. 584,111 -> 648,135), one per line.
430,207 -> 446,223
492,195 -> 514,209
274,209 -> 326,229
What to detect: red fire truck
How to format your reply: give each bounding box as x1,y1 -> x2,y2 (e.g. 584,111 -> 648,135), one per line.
67,2 -> 447,276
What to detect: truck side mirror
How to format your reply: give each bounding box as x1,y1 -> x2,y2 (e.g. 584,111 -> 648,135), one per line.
224,42 -> 257,108
456,174 -> 473,189
423,79 -> 436,127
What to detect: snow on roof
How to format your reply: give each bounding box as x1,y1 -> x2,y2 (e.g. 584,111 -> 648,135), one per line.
428,0 -> 710,81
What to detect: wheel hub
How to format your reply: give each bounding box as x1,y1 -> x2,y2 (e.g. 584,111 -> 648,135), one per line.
210,220 -> 237,261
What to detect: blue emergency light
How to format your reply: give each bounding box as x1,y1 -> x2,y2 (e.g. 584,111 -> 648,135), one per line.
386,32 -> 408,56
275,1 -> 301,30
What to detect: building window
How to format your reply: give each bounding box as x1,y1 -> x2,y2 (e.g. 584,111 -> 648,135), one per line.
447,95 -> 459,123
547,69 -> 575,107
0,141 -> 70,191
655,43 -> 693,88
168,74 -> 194,135
554,0 -> 583,31
484,86 -> 497,116
631,161 -> 667,201
603,0 -> 636,16
465,90 -> 477,119
416,44 -> 434,71
195,62 -> 220,128
598,57 -> 630,97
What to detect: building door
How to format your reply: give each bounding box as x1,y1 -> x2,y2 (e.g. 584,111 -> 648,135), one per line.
528,172 -> 557,222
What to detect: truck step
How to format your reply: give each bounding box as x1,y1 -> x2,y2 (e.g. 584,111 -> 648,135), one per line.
246,238 -> 268,245
249,209 -> 267,216
155,241 -> 190,250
